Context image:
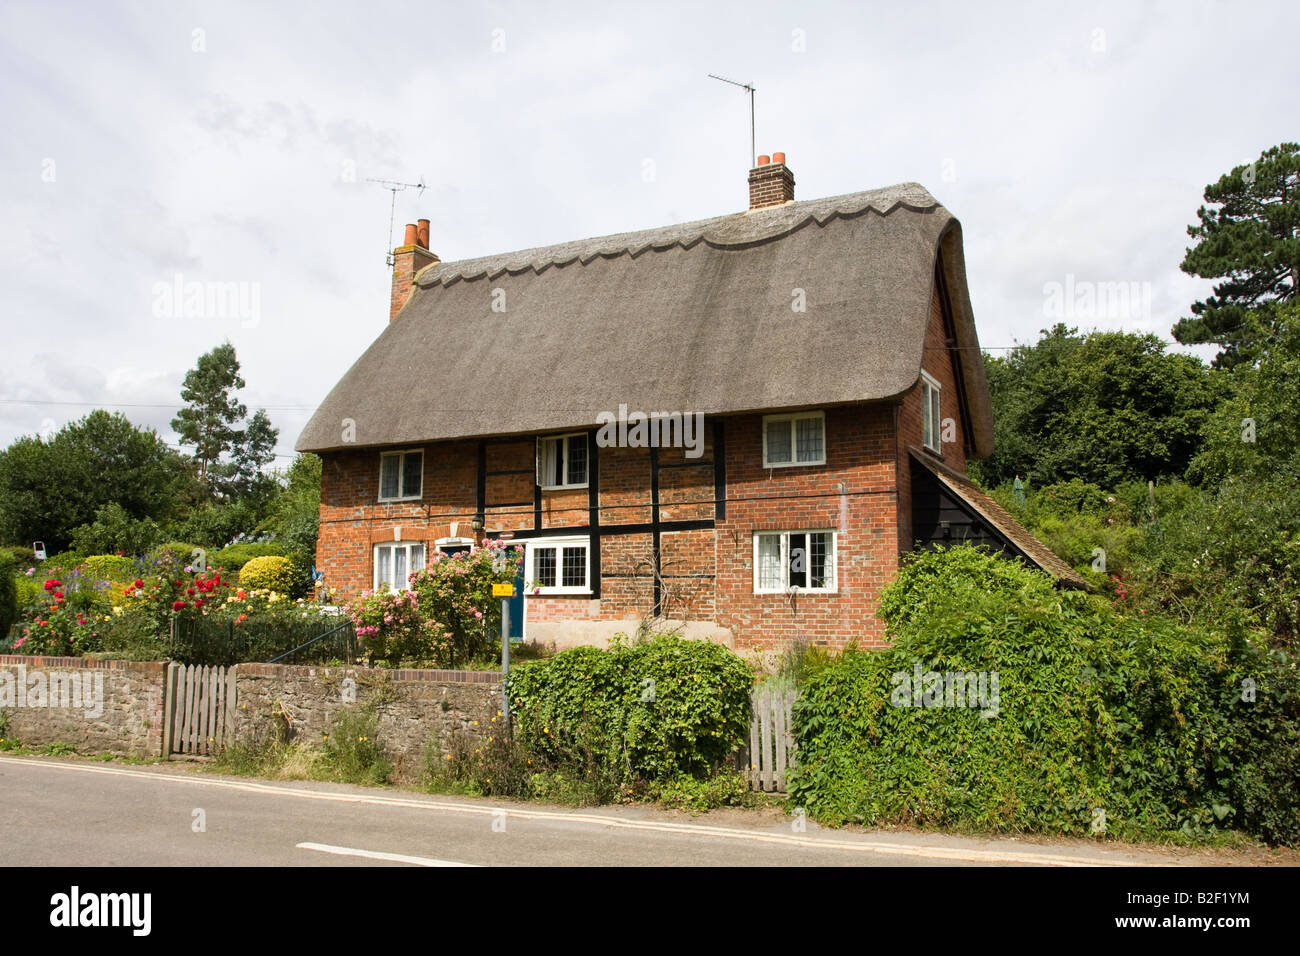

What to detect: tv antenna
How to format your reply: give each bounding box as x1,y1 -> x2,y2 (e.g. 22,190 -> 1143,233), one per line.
707,73 -> 756,167
366,176 -> 426,267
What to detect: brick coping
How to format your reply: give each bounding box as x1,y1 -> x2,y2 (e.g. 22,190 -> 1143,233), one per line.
0,656 -> 500,683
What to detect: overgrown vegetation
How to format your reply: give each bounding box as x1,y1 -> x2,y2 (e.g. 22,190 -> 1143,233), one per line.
213,706 -> 392,786
788,546 -> 1300,846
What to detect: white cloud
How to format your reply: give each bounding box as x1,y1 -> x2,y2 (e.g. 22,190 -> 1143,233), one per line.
1,0 -> 1296,454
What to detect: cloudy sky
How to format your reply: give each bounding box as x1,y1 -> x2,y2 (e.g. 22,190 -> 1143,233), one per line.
2,0 -> 1296,462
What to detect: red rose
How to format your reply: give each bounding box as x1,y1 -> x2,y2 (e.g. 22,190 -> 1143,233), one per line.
194,598 -> 203,607
187,588 -> 196,597
133,579 -> 144,588
172,600 -> 187,610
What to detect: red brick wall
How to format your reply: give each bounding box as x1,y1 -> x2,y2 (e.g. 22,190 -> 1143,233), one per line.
895,287 -> 971,552
714,406 -> 899,651
317,362 -> 971,650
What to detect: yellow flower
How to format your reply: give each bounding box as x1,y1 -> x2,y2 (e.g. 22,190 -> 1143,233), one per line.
111,607 -> 124,617
472,720 -> 478,726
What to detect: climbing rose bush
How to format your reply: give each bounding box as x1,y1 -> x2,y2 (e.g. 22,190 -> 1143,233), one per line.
345,538 -> 522,668
409,539 -> 523,668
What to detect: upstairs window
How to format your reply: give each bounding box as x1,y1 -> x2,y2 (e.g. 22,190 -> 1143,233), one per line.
762,412 -> 826,467
538,433 -> 588,489
379,450 -> 423,501
921,373 -> 942,453
753,531 -> 836,593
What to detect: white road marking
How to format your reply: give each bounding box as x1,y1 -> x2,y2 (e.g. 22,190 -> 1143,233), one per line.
296,841 -> 477,867
0,756 -> 1156,866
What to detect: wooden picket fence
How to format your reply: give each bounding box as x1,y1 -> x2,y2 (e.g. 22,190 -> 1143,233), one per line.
746,685 -> 798,792
163,662 -> 237,757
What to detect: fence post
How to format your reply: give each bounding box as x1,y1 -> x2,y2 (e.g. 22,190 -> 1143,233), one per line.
161,663 -> 176,758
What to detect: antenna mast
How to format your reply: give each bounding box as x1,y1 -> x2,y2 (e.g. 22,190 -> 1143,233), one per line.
707,73 -> 756,167
365,176 -> 426,268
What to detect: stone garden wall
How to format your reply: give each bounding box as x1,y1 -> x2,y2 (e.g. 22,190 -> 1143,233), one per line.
0,656 -> 166,757
231,663 -> 501,782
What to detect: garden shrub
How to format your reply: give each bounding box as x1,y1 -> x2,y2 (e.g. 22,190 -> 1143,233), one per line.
787,544 -> 1300,845
238,555 -> 298,593
2,545 -> 36,567
210,542 -> 286,574
39,550 -> 86,575
81,555 -> 137,586
0,551 -> 16,641
151,542 -> 201,569
507,634 -> 753,787
13,574 -> 42,613
69,503 -> 161,556
408,539 -> 522,667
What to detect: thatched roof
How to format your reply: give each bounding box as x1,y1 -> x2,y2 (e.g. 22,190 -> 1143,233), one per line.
297,182 -> 993,453
908,448 -> 1089,587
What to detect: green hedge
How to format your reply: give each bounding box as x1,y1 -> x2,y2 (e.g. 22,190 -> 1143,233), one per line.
0,552 -> 16,641
507,635 -> 753,784
787,545 -> 1300,845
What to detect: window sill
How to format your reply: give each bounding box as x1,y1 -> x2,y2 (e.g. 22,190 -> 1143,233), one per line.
761,459 -> 827,470
377,496 -> 423,504
539,484 -> 590,492
526,589 -> 593,597
754,588 -> 838,596
920,444 -> 943,458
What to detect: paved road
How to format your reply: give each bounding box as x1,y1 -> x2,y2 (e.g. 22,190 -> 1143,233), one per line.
0,755 -> 1185,867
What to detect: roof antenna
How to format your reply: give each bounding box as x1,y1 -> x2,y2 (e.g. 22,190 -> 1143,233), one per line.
707,73 -> 756,167
365,176 -> 426,268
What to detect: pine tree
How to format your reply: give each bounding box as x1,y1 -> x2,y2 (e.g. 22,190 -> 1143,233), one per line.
1173,142 -> 1300,369
171,343 -> 278,499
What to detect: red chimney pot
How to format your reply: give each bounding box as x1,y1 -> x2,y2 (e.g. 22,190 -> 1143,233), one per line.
416,219 -> 430,249
772,151 -> 786,165
402,223 -> 418,247
756,154 -> 770,166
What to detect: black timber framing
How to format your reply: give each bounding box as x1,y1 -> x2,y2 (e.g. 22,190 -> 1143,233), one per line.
911,463 -> 1021,560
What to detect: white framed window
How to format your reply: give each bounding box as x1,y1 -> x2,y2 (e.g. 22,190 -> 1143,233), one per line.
525,536 -> 591,594
753,531 -> 836,593
374,541 -> 425,592
762,411 -> 826,467
378,449 -> 423,501
921,372 -> 942,453
537,433 -> 589,489
435,537 -> 474,556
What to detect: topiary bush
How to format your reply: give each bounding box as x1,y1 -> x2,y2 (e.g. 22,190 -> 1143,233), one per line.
210,542 -> 286,574
238,555 -> 299,594
507,634 -> 753,787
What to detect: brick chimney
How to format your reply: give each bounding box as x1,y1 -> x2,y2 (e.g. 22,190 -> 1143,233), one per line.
390,218 -> 439,321
748,151 -> 795,210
